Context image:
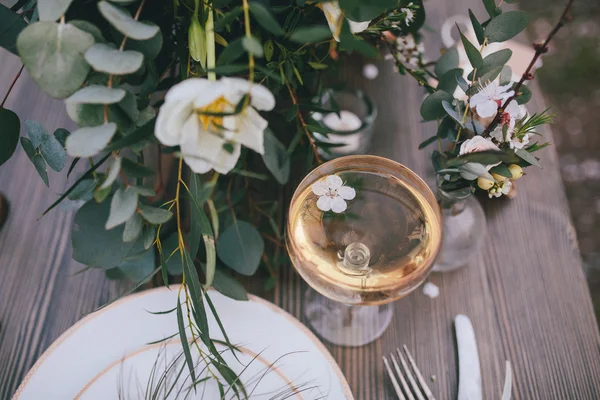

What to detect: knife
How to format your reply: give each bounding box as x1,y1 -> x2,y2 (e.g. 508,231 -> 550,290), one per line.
455,314 -> 482,400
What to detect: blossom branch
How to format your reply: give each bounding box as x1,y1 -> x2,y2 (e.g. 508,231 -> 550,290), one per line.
380,34 -> 436,92
482,0 -> 574,135
1,65 -> 24,108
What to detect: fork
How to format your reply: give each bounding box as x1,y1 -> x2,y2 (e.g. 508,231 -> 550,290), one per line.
383,345 -> 436,400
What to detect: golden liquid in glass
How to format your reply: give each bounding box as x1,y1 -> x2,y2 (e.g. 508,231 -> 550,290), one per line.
287,158 -> 442,306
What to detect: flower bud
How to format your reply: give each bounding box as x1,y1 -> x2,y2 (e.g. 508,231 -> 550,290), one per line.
508,164 -> 523,180
491,173 -> 506,182
189,16 -> 207,68
477,177 -> 494,190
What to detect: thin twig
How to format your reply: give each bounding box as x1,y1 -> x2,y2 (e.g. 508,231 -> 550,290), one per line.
285,83 -> 323,164
482,0 -> 574,135
1,65 -> 24,108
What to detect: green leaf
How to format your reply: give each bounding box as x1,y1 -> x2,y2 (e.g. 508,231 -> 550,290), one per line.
485,11 -> 530,43
217,37 -> 244,65
66,123 -> 117,157
211,268 -> 248,301
262,129 -> 290,184
161,233 -> 181,275
53,128 -> 70,147
106,187 -> 138,229
514,84 -> 532,105
242,36 -> 263,57
72,198 -> 138,268
482,0 -> 501,18
442,100 -> 464,127
66,85 -> 126,105
263,39 -> 274,61
308,61 -> 328,70
39,130 -> 67,172
107,247 -> 156,283
447,149 -> 520,167
420,91 -> 454,121
515,148 -> 541,167
98,1 -> 159,40
418,135 -> 438,150
25,120 -> 46,147
458,26 -> 482,69
208,64 -> 248,75
85,44 -> 144,75
339,0 -> 395,22
106,119 -> 155,151
182,247 -> 210,343
469,9 -> 485,45
67,178 -> 97,201
0,107 -> 20,166
69,20 -> 105,43
187,174 -> 215,288
112,24 -> 164,60
434,47 -> 459,77
100,156 -> 122,189
176,298 -> 197,384
0,5 -> 27,55
489,164 -> 512,178
289,26 -> 331,43
20,137 -> 49,186
138,203 -> 172,224
217,220 -> 264,276
121,157 -> 153,178
38,0 -> 75,22
123,212 -> 143,242
469,49 -> 512,80
437,68 -> 462,94
249,2 -> 284,36
141,225 -> 155,250
499,65 -> 512,85
459,162 -> 493,181
17,22 -> 94,98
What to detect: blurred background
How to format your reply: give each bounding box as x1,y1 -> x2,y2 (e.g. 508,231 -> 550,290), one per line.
522,0 -> 600,322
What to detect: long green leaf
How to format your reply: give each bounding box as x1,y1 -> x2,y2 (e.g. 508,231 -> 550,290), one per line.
182,249 -> 210,346
176,297 -> 197,384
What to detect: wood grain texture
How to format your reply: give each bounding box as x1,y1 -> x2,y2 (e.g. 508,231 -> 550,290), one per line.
0,0 -> 599,399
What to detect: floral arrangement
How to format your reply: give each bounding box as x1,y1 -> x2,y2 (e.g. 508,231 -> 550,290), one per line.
0,0 -> 573,393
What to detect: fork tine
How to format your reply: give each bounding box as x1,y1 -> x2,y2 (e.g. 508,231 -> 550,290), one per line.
383,355 -> 407,400
402,345 -> 436,400
396,348 -> 425,400
390,353 -> 416,400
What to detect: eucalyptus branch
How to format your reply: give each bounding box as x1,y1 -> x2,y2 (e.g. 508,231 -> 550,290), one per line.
482,0 -> 574,135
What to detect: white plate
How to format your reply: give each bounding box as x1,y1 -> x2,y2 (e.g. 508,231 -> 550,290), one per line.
13,286 -> 353,399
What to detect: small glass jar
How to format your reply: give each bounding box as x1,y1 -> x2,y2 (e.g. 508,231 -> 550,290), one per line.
433,175 -> 487,272
309,88 -> 377,159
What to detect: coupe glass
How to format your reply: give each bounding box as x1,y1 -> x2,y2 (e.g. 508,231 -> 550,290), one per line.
286,155 -> 442,346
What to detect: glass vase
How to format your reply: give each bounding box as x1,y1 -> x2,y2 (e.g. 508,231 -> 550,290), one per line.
433,178 -> 487,272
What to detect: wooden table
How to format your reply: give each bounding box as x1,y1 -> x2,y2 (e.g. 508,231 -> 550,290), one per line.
1,1 -> 599,399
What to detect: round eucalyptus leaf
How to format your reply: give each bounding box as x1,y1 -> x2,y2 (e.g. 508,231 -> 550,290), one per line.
111,26 -> 163,60
25,120 -> 46,148
420,91 -> 454,121
217,220 -> 264,276
38,0 -> 75,22
85,43 -> 144,75
66,123 -> 117,157
138,204 -> 173,224
69,20 -> 106,43
40,132 -> 67,172
123,212 -> 143,242
0,107 -> 20,167
17,22 -> 94,98
66,85 -> 126,105
72,199 -> 138,268
100,155 -> 122,189
98,1 -> 159,40
106,187 -> 139,229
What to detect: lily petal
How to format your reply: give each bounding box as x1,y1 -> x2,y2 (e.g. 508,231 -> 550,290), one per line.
155,101 -> 193,146
165,78 -> 214,103
222,107 -> 267,154
221,78 -> 275,111
319,2 -> 342,42
348,19 -> 370,34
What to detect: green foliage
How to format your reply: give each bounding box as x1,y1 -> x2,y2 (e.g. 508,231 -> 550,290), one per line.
485,11 -> 530,43
217,220 -> 264,276
262,129 -> 290,184
66,85 -> 126,104
420,91 -> 454,121
249,3 -> 284,36
468,9 -> 485,45
434,48 -> 459,77
85,44 -> 144,75
17,22 -> 94,98
0,5 -> 27,55
106,187 -> 139,229
66,123 -> 117,157
458,27 -> 482,69
289,26 -> 332,43
0,107 -> 20,167
98,1 -> 159,40
339,0 -> 396,22
38,0 -> 75,22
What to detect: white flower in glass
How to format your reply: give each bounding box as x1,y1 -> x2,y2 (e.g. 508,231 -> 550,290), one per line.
155,77 -> 275,174
469,81 -> 515,118
319,1 -> 370,42
312,175 -> 356,213
459,135 -> 501,170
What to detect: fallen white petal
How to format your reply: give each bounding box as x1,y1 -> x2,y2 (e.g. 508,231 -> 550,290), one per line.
422,282 -> 439,299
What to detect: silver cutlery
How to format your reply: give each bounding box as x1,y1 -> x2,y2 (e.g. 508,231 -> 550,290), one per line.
383,345 -> 435,400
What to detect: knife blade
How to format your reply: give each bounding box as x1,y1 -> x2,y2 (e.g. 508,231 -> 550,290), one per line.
455,314 -> 482,400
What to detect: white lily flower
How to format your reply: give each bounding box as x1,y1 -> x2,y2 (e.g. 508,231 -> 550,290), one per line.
470,81 -> 515,118
155,77 -> 275,174
319,1 -> 371,42
312,175 -> 356,213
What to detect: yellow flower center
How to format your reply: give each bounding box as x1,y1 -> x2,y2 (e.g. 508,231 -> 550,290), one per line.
197,96 -> 231,130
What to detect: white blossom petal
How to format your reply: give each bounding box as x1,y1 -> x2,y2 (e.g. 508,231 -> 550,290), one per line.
316,195 -> 332,211
221,78 -> 275,111
325,175 -> 343,189
338,186 -> 356,200
348,19 -> 370,34
165,78 -> 214,103
312,181 -> 329,196
330,196 -> 347,213
192,82 -> 226,108
475,100 -> 498,118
